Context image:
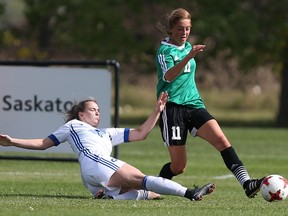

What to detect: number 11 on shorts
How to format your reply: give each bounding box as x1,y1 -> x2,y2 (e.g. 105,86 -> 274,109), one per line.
171,126 -> 181,140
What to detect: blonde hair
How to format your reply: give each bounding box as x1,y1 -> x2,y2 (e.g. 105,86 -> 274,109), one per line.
157,8 -> 191,35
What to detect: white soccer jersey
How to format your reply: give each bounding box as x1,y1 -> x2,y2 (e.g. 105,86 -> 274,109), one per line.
48,119 -> 130,158
47,119 -> 132,197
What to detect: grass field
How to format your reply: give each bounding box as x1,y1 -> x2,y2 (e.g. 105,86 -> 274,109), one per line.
0,126 -> 288,216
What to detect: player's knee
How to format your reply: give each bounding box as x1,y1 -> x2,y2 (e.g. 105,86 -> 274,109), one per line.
213,135 -> 230,150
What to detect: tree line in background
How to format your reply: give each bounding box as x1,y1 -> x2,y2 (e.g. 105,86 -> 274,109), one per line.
0,0 -> 287,126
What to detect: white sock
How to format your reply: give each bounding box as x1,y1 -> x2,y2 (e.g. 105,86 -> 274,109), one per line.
112,190 -> 148,200
142,176 -> 187,197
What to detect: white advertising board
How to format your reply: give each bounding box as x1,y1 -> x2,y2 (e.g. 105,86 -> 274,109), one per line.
0,66 -> 111,154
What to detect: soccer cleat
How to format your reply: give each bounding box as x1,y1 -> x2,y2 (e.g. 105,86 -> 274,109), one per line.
186,182 -> 216,201
244,177 -> 265,198
94,189 -> 106,199
93,189 -> 113,199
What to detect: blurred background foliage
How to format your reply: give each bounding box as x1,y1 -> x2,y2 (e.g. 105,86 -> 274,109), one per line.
0,0 -> 287,126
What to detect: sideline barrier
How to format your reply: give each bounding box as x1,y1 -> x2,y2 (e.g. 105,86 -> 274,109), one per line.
0,60 -> 120,161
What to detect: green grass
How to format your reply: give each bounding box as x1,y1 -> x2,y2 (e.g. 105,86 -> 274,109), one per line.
1,127 -> 288,216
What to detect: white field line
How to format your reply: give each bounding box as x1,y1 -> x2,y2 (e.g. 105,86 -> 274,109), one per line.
212,174 -> 234,179
179,174 -> 234,180
0,171 -> 79,177
1,171 -> 234,179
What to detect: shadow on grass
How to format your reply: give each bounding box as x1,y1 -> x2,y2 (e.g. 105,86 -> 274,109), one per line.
0,193 -> 165,201
0,193 -> 90,199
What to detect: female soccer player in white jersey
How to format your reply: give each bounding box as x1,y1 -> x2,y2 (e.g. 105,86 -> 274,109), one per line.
0,92 -> 215,201
155,8 -> 264,198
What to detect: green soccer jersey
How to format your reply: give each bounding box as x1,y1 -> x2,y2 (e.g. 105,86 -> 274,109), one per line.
155,38 -> 205,109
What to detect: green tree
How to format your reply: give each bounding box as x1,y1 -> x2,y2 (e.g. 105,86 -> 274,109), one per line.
3,0 -> 288,126
192,0 -> 288,126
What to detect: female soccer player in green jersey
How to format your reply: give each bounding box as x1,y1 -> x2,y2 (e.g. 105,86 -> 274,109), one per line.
155,8 -> 264,198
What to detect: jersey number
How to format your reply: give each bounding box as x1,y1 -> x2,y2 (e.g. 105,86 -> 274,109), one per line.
171,126 -> 181,140
183,62 -> 191,73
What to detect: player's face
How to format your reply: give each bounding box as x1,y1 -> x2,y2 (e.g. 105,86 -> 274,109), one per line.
79,101 -> 100,127
170,19 -> 191,46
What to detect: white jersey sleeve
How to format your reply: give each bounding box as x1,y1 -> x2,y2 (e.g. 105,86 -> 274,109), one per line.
47,119 -> 131,157
101,128 -> 130,147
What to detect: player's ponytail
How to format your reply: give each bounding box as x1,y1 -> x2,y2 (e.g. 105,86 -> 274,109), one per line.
64,97 -> 97,123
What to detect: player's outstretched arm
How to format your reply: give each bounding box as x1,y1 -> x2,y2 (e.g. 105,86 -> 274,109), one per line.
128,91 -> 168,142
0,134 -> 54,150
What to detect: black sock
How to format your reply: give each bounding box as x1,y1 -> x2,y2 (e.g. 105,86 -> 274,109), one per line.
184,188 -> 194,200
220,146 -> 243,172
221,146 -> 250,186
159,162 -> 175,179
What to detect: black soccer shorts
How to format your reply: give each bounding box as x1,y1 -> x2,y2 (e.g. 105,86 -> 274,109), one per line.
159,102 -> 214,147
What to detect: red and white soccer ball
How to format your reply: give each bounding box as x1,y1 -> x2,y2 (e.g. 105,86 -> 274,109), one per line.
260,174 -> 288,202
